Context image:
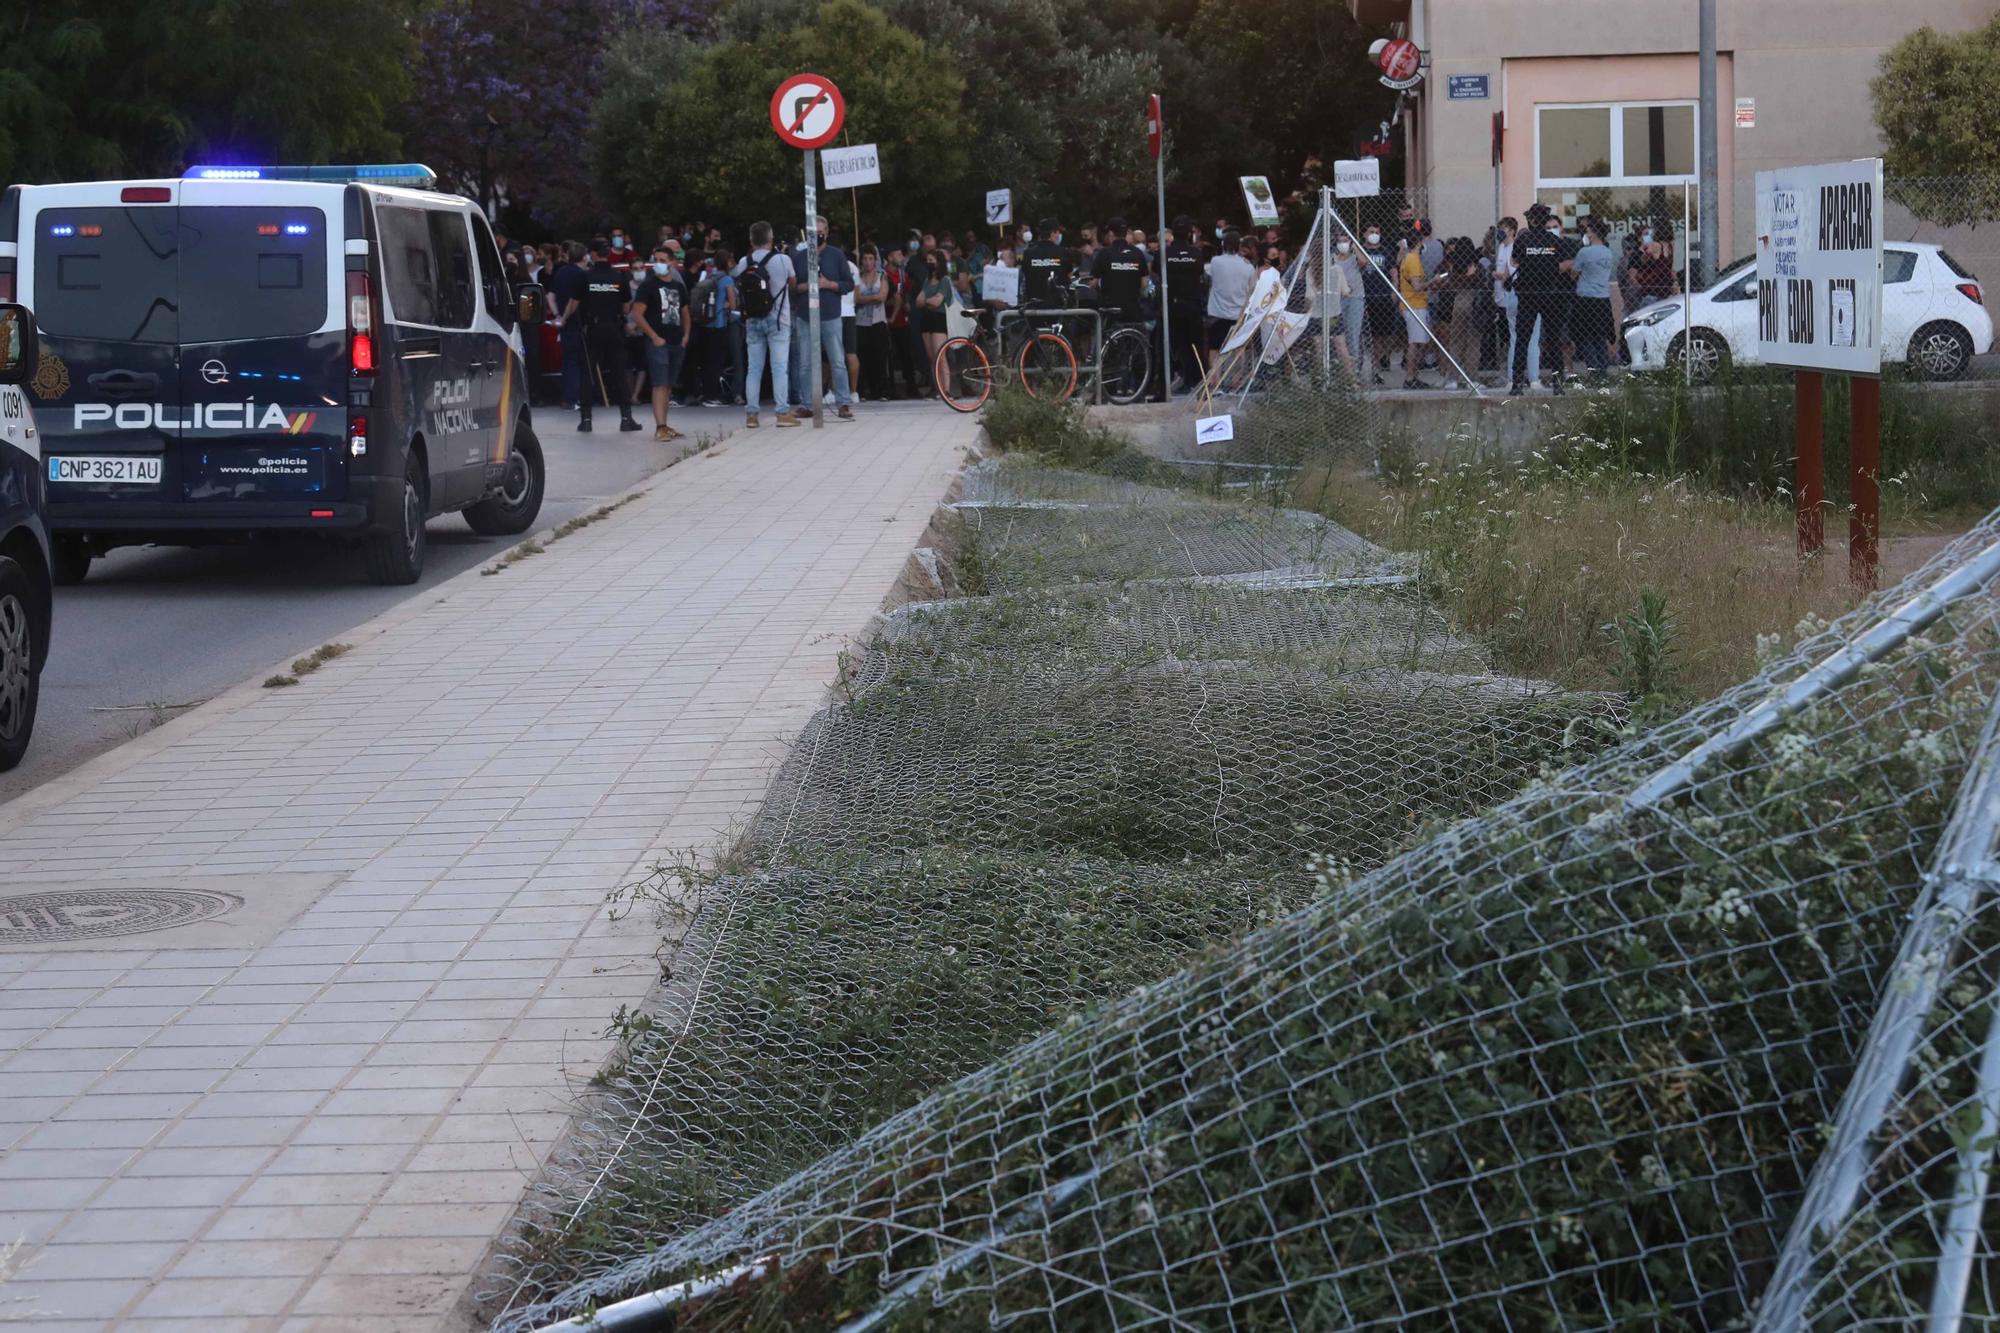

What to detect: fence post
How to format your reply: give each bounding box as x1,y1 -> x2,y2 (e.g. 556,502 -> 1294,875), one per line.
1320,186 -> 1334,379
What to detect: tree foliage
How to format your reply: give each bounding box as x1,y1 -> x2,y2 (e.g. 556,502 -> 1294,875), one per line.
590,0 -> 970,241
0,0 -> 421,184
1872,17 -> 2000,227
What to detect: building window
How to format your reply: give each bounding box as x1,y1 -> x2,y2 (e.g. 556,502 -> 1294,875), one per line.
1536,102 -> 1697,186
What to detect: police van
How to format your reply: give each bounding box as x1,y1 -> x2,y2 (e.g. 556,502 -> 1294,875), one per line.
0,301 -> 49,770
0,164 -> 545,586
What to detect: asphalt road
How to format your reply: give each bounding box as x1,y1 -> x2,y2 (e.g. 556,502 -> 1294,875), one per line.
0,407 -> 745,807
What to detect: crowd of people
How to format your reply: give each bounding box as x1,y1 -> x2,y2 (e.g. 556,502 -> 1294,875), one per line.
1327,202 -> 1683,394
490,198 -> 1686,435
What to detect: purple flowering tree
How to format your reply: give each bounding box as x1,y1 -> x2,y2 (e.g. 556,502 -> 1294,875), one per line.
404,0 -> 715,232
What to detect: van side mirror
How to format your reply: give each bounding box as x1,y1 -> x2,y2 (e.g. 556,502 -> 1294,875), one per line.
0,304 -> 38,387
514,283 -> 545,327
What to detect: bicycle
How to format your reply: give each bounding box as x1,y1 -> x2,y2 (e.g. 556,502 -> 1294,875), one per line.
1031,281 -> 1155,406
934,306 -> 1080,413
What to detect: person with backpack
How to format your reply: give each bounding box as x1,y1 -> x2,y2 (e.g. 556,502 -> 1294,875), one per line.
731,221 -> 799,427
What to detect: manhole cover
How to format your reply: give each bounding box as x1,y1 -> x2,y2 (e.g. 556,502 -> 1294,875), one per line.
0,887 -> 243,943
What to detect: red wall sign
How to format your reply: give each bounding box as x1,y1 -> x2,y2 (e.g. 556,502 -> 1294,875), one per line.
770,73 -> 847,150
1377,39 -> 1422,86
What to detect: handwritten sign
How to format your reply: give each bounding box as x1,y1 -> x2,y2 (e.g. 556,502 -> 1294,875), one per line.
1755,158 -> 1883,374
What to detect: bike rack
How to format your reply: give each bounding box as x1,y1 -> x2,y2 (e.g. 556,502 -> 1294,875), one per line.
998,307 -> 1105,404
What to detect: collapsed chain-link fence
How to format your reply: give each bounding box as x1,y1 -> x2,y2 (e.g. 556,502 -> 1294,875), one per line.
485,468 -> 2000,1328
479,450 -> 1624,1328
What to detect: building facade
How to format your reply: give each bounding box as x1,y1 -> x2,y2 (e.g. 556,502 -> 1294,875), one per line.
1351,0 -> 1998,277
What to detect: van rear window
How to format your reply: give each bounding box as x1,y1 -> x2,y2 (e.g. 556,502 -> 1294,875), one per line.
34,207 -> 179,344
179,207 -> 327,343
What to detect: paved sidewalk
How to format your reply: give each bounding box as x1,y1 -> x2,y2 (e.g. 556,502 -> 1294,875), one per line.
0,408 -> 973,1331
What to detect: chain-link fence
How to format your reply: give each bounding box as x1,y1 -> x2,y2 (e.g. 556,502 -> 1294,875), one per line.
483,453 -> 2000,1329
477,443 -> 1628,1329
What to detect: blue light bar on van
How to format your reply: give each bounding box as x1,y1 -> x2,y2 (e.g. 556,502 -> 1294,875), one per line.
185,164 -> 438,189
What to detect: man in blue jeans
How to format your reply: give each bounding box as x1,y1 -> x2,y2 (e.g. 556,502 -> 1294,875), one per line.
789,214 -> 858,421
732,221 -> 800,428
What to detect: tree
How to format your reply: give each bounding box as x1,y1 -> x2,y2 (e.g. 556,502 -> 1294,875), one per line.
402,0 -> 717,233
1872,17 -> 2000,227
0,0 -> 421,185
588,0 -> 969,244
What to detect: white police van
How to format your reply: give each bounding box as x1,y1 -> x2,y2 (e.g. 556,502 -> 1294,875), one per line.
0,164 -> 544,585
0,301 -> 49,769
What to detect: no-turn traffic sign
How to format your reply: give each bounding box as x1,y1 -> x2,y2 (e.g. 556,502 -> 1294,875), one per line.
770,73 -> 847,150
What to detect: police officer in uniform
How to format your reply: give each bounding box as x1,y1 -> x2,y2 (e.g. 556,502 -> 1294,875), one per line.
1508,202 -> 1571,396
1090,217 -> 1146,323
1163,215 -> 1205,392
1020,218 -> 1069,310
565,241 -> 641,431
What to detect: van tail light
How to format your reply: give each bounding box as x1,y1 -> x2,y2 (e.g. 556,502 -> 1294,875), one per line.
121,187 -> 172,203
0,272 -> 12,303
347,271 -> 377,373
349,416 -> 368,458
1958,282 -> 1984,306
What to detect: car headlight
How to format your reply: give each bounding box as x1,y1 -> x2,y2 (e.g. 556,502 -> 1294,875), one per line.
1638,304 -> 1680,327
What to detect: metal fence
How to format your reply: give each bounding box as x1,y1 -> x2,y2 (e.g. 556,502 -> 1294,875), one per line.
485,490 -> 2000,1332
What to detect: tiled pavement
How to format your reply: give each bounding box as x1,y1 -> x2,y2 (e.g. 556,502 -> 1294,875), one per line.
0,407 -> 974,1331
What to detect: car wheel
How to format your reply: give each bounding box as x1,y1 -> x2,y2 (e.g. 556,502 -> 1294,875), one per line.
462,423 -> 546,536
1671,328 -> 1730,385
1909,322 -> 1972,382
363,453 -> 427,586
0,556 -> 43,772
49,536 -> 92,587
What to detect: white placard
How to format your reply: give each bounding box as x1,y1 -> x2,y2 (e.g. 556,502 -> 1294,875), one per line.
1195,415 -> 1234,444
1755,158 -> 1883,375
1333,159 -> 1381,199
1240,175 -> 1279,227
1735,97 -> 1756,129
1221,269 -> 1285,355
981,264 -> 1019,307
821,143 -> 881,189
986,188 -> 1012,225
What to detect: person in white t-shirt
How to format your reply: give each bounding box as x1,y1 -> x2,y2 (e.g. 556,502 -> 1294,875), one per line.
1204,230 -> 1258,372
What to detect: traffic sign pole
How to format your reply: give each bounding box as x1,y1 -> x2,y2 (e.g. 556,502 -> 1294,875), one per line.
769,73 -> 847,430
806,151 -> 822,429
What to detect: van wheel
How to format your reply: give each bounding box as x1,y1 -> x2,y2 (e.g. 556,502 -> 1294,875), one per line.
463,424 -> 546,536
0,557 -> 43,772
364,454 -> 427,586
50,537 -> 92,587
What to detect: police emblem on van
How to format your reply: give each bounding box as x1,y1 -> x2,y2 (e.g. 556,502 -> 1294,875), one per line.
30,350 -> 70,401
429,378 -> 475,436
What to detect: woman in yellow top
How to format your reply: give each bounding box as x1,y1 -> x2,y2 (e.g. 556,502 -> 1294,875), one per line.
1397,246 -> 1430,389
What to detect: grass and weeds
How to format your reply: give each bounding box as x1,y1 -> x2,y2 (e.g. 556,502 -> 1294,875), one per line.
646,627 -> 1997,1332
263,641 -> 352,689
979,385 -> 1194,490
507,846 -> 1315,1284
482,490 -> 645,576
1297,446 -> 1870,705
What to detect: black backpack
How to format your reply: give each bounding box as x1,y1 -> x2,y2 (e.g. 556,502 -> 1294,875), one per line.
738,252 -> 776,319
693,274 -> 720,325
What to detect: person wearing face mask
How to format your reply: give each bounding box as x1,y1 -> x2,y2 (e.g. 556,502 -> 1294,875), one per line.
1359,225 -> 1400,386
1507,203 -> 1573,395
632,246 -> 691,442
1333,230 -> 1366,369
1021,218 -> 1068,311
606,228 -> 636,273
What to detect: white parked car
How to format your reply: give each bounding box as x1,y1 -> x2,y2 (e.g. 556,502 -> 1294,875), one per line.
1622,243 -> 1992,383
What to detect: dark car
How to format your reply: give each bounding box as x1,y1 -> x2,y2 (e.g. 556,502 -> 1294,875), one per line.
1,164 -> 547,586
0,302 -> 50,770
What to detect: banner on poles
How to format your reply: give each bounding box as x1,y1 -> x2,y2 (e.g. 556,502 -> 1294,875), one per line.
986,188 -> 1013,225
1240,176 -> 1280,227
1333,159 -> 1381,199
821,143 -> 881,189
